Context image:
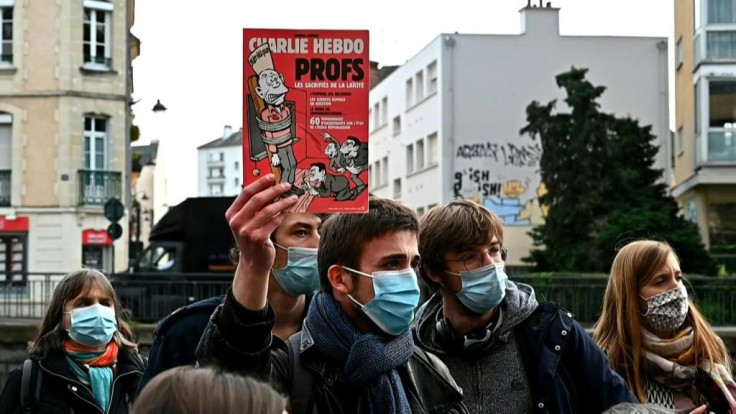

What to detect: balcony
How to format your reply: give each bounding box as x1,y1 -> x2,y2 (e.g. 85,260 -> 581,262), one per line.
0,170 -> 9,206
707,130 -> 736,163
78,170 -> 122,205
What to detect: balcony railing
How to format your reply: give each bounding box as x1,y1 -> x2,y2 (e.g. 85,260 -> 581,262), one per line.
0,170 -> 9,206
707,130 -> 736,162
78,169 -> 122,205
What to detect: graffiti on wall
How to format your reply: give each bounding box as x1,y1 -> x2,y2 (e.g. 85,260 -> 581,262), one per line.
455,142 -> 541,167
453,140 -> 546,226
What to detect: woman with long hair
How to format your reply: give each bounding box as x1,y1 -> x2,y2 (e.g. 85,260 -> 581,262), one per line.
133,366 -> 287,414
0,269 -> 145,413
593,240 -> 735,412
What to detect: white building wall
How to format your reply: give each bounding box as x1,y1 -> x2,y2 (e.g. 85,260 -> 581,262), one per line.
198,145 -> 243,196
369,7 -> 669,266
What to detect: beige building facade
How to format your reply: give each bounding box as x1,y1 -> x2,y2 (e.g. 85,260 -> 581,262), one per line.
0,0 -> 137,278
673,0 -> 736,271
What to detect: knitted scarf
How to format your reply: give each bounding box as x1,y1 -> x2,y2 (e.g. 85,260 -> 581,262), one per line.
63,339 -> 119,413
643,327 -> 736,412
306,291 -> 413,414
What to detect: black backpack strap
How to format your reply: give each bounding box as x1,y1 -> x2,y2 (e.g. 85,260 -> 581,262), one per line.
20,359 -> 41,412
287,333 -> 314,414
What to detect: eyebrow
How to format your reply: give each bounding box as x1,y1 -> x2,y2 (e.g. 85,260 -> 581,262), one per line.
378,253 -> 420,262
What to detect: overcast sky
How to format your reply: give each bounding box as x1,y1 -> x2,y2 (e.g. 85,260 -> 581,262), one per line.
130,0 -> 673,206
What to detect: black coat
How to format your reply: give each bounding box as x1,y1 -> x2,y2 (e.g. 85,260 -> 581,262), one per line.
196,290 -> 468,414
0,347 -> 145,414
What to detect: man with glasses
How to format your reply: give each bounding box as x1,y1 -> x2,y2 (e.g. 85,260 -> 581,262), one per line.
413,200 -> 635,413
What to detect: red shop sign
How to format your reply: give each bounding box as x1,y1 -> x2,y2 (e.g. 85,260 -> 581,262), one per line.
82,229 -> 112,246
0,216 -> 29,232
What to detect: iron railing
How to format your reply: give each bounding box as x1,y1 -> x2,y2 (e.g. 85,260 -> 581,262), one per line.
4,273 -> 736,326
77,169 -> 121,205
0,169 -> 9,206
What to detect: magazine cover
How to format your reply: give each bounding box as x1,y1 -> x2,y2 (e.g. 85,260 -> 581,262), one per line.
243,29 -> 369,213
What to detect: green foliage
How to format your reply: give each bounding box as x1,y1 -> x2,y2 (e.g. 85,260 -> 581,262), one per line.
521,67 -> 716,275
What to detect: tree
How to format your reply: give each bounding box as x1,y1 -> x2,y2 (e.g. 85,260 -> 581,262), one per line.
521,67 -> 716,275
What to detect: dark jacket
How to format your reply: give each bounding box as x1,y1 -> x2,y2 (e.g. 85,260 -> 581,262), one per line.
196,290 -> 468,414
414,282 -> 637,414
138,294 -> 226,392
0,347 -> 145,414
139,292 -> 313,393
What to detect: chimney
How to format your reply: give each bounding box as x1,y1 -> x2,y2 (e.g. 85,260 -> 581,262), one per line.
223,125 -> 233,138
520,3 -> 560,36
370,61 -> 380,90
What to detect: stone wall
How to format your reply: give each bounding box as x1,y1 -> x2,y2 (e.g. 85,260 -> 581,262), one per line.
0,321 -> 154,389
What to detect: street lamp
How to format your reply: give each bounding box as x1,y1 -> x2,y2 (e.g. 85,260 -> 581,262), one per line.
152,99 -> 167,113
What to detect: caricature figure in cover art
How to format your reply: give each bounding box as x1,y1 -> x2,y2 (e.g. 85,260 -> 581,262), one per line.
247,43 -> 304,197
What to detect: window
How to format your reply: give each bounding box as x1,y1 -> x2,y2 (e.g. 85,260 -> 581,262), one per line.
393,116 -> 401,136
0,5 -> 12,65
406,78 -> 414,107
416,139 -> 425,170
708,80 -> 736,128
374,159 -> 381,187
695,81 -> 701,136
695,0 -> 702,32
0,112 -> 10,207
417,207 -> 425,217
234,161 -> 239,170
83,1 -> 113,68
709,0 -> 736,24
84,116 -> 107,170
415,71 -> 425,101
427,61 -> 438,95
369,164 -> 373,189
406,143 -> 414,174
427,132 -> 438,166
393,178 -> 402,199
381,97 -> 388,126
381,156 -> 388,186
707,31 -> 736,59
219,152 -> 224,161
676,38 -> 684,70
677,126 -> 684,156
373,102 -> 380,128
234,177 -> 239,187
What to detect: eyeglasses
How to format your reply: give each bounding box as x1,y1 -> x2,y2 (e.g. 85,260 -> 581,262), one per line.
444,246 -> 508,271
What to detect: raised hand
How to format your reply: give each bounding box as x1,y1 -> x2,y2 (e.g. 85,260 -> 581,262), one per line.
225,174 -> 298,309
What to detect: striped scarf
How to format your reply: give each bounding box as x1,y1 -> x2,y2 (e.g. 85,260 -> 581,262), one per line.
63,339 -> 119,413
643,327 -> 736,412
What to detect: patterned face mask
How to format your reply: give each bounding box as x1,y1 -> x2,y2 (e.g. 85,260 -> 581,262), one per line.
640,284 -> 689,332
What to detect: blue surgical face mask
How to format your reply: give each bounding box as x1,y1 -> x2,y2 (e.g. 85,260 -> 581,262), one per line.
272,243 -> 320,296
343,266 -> 420,336
64,304 -> 117,347
445,263 -> 508,314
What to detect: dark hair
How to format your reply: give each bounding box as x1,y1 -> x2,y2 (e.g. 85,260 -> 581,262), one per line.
29,269 -> 137,354
418,200 -> 504,289
311,162 -> 326,173
133,366 -> 287,414
318,197 -> 418,293
346,137 -> 360,146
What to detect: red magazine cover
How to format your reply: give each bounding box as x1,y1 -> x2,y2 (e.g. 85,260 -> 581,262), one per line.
243,29 -> 369,213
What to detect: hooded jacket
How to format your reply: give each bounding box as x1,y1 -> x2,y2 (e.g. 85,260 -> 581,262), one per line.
413,281 -> 637,413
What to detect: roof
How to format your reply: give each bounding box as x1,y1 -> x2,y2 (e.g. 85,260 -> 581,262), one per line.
198,130 -> 243,150
131,141 -> 159,172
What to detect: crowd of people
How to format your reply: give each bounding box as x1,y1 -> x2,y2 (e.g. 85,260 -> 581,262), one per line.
0,173 -> 734,413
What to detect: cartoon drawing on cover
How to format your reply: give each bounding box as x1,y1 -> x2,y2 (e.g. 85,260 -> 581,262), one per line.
321,132 -> 347,173
302,163 -> 366,201
246,43 -> 304,197
339,136 -> 368,189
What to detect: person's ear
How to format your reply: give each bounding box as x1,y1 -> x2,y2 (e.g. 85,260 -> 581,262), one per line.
424,265 -> 444,285
328,265 -> 351,294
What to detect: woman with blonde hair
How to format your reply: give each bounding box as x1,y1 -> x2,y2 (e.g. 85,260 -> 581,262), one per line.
0,269 -> 145,413
594,240 -> 735,412
133,366 -> 287,414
